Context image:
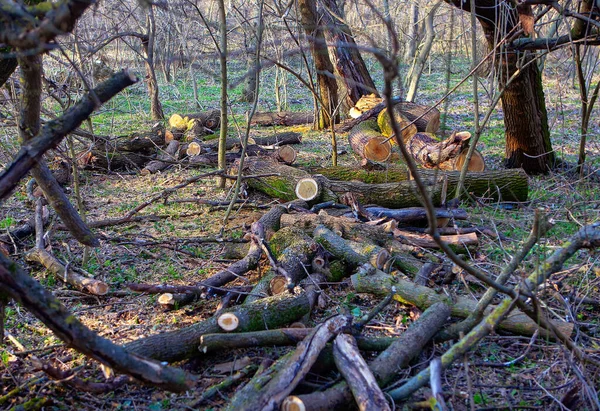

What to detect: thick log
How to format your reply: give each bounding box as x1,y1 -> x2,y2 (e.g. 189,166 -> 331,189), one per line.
343,98 -> 441,134
332,334 -> 391,411
242,157 -> 443,207
351,265 -> 573,338
295,302 -> 450,410
93,125 -> 167,154
140,140 -> 180,175
274,145 -> 297,165
227,315 -> 351,411
250,111 -> 314,127
26,249 -> 108,295
307,165 -> 529,202
251,132 -> 302,146
126,292 -> 313,362
198,328 -> 398,354
348,120 -> 392,162
313,225 -> 390,270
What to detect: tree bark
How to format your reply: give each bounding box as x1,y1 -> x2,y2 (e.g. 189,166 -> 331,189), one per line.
142,6 -> 164,120
448,0 -> 554,173
140,139 -> 180,175
26,248 -> 108,295
332,334 -> 391,411
298,0 -> 339,128
295,302 -> 451,410
126,292 -> 313,362
351,265 -> 573,338
319,0 -> 378,110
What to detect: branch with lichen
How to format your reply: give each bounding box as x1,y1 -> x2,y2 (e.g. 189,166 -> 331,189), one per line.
388,223 -> 600,401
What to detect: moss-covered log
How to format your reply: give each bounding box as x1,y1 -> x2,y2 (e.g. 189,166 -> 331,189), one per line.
351,266 -> 573,338
281,213 -> 423,276
126,292 -> 313,362
242,157 -> 443,207
313,225 -> 390,270
308,165 -> 529,202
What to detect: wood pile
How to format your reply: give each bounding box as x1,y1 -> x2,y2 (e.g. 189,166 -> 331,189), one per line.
119,198 -> 576,410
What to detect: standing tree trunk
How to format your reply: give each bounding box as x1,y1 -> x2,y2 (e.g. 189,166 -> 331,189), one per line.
142,5 -> 165,121
298,0 -> 339,129
404,2 -> 420,61
449,0 -> 554,173
319,0 -> 378,112
217,0 -> 228,188
501,54 -> 554,172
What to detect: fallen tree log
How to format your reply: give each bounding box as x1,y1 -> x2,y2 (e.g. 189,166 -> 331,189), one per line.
226,314 -> 351,411
250,111 -> 313,127
393,228 -> 478,253
348,120 -> 392,163
198,328 -> 398,354
125,292 -> 314,362
140,140 -> 180,175
187,145 -> 296,167
243,157 -> 443,207
280,213 -> 423,275
333,334 -> 391,411
313,225 -> 390,270
26,248 -> 109,295
294,302 -> 451,410
348,206 -> 468,223
343,96 -> 441,134
308,165 -> 529,202
351,265 -> 573,338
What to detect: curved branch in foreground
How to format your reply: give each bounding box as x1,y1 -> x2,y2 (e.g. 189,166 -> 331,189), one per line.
388,223 -> 600,401
0,253 -> 192,392
0,70 -> 138,201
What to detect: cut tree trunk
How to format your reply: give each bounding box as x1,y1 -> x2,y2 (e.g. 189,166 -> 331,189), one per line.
250,112 -> 314,127
351,265 -> 573,338
308,165 -> 528,202
341,100 -> 441,134
125,292 -> 313,362
348,120 -> 392,163
140,139 -> 180,175
26,248 -> 108,295
332,334 -> 391,411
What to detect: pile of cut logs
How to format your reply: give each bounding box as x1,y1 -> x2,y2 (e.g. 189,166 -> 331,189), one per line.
122,197 -> 572,409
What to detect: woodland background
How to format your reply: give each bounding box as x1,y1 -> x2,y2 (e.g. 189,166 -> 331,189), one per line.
0,0 -> 599,410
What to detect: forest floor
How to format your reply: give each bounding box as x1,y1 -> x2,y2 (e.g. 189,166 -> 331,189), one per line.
1,56 -> 600,410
